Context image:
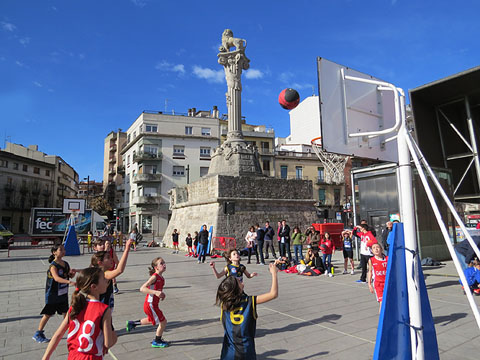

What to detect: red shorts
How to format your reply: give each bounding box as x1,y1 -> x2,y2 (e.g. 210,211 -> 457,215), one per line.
374,281 -> 385,302
143,302 -> 165,325
173,241 -> 179,245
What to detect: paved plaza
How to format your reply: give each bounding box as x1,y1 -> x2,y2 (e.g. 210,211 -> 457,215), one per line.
1,245 -> 480,360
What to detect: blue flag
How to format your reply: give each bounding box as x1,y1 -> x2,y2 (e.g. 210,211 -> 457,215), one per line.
373,223 -> 439,360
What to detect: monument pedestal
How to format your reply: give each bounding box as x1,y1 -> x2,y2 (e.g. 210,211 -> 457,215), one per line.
163,175 -> 316,249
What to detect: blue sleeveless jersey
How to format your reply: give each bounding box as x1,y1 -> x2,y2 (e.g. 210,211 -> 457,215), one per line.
226,264 -> 246,282
45,261 -> 70,304
220,294 -> 257,360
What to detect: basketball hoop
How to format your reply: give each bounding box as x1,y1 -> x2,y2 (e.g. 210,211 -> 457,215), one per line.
311,137 -> 349,185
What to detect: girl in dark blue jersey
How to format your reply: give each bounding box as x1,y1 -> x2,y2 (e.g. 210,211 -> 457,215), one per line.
33,244 -> 77,343
216,263 -> 278,360
210,249 -> 257,283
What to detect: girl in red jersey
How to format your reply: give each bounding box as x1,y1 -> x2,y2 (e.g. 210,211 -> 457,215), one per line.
368,243 -> 388,312
42,267 -> 117,360
125,257 -> 169,348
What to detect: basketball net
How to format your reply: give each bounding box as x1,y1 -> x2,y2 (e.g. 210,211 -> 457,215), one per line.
311,137 -> 349,185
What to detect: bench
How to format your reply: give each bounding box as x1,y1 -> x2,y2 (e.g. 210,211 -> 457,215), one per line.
8,236 -> 59,257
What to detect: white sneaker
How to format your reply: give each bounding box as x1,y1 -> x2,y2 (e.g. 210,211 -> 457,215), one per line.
328,273 -> 333,277
342,270 -> 348,274
324,270 -> 328,275
350,270 -> 355,275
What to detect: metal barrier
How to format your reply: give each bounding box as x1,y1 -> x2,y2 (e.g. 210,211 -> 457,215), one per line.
8,236 -> 59,257
211,236 -> 236,255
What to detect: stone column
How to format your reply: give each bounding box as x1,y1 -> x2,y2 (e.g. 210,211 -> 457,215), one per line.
218,50 -> 250,143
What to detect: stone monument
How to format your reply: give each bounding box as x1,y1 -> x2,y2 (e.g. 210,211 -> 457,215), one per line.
163,29 -> 316,248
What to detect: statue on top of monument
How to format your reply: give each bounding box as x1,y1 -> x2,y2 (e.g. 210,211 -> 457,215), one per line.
219,29 -> 247,53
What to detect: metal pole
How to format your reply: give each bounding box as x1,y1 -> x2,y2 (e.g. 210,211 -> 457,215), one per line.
351,170 -> 360,262
397,92 -> 424,360
86,175 -> 90,209
186,165 -> 190,185
465,97 -> 480,192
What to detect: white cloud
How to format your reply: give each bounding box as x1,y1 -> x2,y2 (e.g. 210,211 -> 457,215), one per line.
291,82 -> 314,91
155,60 -> 185,74
245,68 -> 264,80
279,71 -> 294,83
1,22 -> 16,32
33,81 -> 43,88
131,0 -> 148,7
19,37 -> 30,46
192,65 -> 224,83
15,60 -> 25,67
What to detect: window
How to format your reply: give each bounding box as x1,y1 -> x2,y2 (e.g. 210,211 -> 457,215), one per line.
145,165 -> 157,174
318,189 -> 326,205
200,167 -> 209,177
145,124 -> 158,132
262,160 -> 270,171
280,165 -> 288,179
144,145 -> 158,155
173,166 -> 185,176
200,147 -> 211,158
201,127 -> 211,136
45,169 -> 50,176
0,160 -> 8,168
352,160 -> 362,168
261,141 -> 269,150
127,134 -> 131,143
295,166 -> 303,179
185,126 -> 193,135
334,188 -> 341,206
133,131 -> 136,138
13,163 -> 19,170
34,167 -> 40,174
127,155 -> 130,165
173,145 -> 185,156
23,164 -> 28,172
144,187 -> 158,196
317,167 -> 324,182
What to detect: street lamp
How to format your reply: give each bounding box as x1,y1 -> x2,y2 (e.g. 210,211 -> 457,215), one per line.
83,176 -> 90,209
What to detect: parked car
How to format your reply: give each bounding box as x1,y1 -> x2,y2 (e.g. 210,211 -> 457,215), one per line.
0,224 -> 14,249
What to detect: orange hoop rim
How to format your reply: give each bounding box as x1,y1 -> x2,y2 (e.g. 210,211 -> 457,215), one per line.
311,136 -> 322,146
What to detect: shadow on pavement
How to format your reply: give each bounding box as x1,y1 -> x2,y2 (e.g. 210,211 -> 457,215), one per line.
0,315 -> 42,323
257,314 -> 342,338
257,349 -> 289,359
426,280 -> 460,290
290,351 -> 329,359
434,312 -> 468,326
116,317 -> 219,337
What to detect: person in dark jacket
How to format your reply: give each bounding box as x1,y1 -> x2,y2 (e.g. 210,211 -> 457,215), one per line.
278,220 -> 292,261
455,236 -> 480,273
381,221 -> 393,253
255,224 -> 266,265
263,221 -> 276,260
197,225 -> 209,264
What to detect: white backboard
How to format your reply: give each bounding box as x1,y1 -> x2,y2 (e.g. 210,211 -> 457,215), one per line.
317,57 -> 398,162
63,198 -> 85,214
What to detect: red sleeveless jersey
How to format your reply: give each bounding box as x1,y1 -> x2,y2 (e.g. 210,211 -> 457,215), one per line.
67,299 -> 109,360
371,256 -> 388,283
144,273 -> 165,307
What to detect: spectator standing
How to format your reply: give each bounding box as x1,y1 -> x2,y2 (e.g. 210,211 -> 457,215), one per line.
355,224 -> 377,283
291,226 -> 306,264
129,228 -> 137,251
255,224 -> 266,265
381,221 -> 393,253
341,230 -> 355,275
278,220 -> 292,261
171,229 -> 179,254
263,221 -> 276,260
245,226 -> 259,264
320,232 -> 335,277
197,225 -> 209,264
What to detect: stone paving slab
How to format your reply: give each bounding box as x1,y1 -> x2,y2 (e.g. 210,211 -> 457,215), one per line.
1,247 -> 480,359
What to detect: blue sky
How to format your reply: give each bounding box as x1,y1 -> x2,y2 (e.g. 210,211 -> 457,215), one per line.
1,0 -> 479,181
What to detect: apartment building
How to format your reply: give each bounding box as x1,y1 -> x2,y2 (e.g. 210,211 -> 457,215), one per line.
103,130 -> 127,214
119,108 -> 220,235
0,142 -> 78,232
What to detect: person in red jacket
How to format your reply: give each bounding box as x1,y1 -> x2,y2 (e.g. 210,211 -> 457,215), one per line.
320,232 -> 335,277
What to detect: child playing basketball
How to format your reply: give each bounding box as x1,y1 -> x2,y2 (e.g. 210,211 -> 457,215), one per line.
104,239 -> 120,294
185,233 -> 193,256
125,257 -> 169,348
42,267 -> 117,360
210,249 -> 257,283
33,244 -> 77,343
216,263 -> 278,359
90,239 -> 134,310
368,243 -> 388,312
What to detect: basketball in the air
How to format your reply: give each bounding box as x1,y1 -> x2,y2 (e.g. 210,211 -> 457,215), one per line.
278,88 -> 300,110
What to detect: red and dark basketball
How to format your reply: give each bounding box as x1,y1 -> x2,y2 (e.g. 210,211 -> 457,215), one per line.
278,88 -> 300,110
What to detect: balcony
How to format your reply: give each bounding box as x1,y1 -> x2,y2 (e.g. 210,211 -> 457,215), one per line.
117,165 -> 125,174
109,156 -> 116,163
258,148 -> 275,156
109,168 -> 116,175
133,173 -> 163,183
133,151 -> 162,162
316,177 -> 327,185
109,145 -> 117,152
133,195 -> 161,205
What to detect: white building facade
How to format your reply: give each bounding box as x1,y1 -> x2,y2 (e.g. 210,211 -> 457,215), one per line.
121,110 -> 220,237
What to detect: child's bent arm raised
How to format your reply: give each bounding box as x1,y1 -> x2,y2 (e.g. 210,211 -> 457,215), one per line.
103,308 -> 117,349
210,262 -> 226,278
257,263 -> 278,304
105,239 -> 133,280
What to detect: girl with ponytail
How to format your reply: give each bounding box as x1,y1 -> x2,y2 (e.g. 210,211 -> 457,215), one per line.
42,267 -> 117,360
33,244 -> 77,343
